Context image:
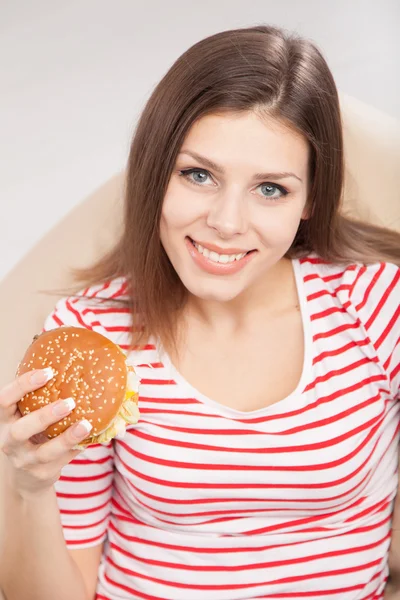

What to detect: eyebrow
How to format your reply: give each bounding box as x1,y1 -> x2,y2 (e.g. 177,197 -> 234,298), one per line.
178,150 -> 303,183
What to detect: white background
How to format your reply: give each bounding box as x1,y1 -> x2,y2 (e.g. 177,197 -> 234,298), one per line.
1,0 -> 399,281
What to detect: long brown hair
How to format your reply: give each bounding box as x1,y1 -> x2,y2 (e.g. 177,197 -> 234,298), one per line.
74,24 -> 400,351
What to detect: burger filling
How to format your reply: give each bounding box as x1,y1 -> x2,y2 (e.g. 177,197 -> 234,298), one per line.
77,365 -> 140,448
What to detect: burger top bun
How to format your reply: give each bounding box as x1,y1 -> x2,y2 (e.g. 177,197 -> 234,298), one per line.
17,326 -> 140,447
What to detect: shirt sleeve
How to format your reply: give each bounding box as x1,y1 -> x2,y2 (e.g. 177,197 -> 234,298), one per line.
347,262 -> 400,400
43,292 -> 115,549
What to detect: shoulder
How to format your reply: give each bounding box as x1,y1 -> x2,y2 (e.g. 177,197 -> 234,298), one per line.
43,277 -> 132,348
299,257 -> 399,390
298,257 -> 399,317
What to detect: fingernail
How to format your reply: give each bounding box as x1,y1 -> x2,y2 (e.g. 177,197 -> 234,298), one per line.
31,368 -> 55,386
73,419 -> 93,438
52,397 -> 76,416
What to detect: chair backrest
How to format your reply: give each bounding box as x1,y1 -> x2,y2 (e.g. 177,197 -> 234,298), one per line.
0,97 -> 399,596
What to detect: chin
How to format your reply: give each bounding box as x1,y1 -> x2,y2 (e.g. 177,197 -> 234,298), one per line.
183,276 -> 248,303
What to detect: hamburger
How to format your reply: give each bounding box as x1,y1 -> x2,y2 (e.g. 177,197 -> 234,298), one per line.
16,326 -> 140,447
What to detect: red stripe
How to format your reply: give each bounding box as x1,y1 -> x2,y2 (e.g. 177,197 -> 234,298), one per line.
121,485 -> 367,520
375,304 -> 400,351
108,511 -> 391,553
98,325 -> 131,333
140,396 -> 199,404
138,418 -> 265,434
307,284 -> 351,302
83,306 -> 130,315
310,306 -> 347,321
364,266 -> 399,330
244,501 -> 388,536
383,335 -> 400,370
115,433 -> 376,491
59,470 -> 113,483
110,280 -> 129,298
391,359 -> 400,385
105,553 -> 380,590
304,357 -> 379,391
58,497 -> 110,515
140,378 -> 177,385
65,298 -> 90,328
313,320 -> 361,341
71,455 -> 112,466
313,339 -> 370,365
137,374 -> 386,426
126,407 -> 383,457
57,482 -> 113,499
66,532 -> 105,545
355,263 -> 385,312
116,470 -> 370,506
349,264 -> 367,302
303,270 -> 346,283
118,409 -> 381,470
109,529 -> 388,571
64,517 -> 106,529
51,312 -> 64,327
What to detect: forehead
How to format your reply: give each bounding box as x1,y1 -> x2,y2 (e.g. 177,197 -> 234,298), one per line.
180,111 -> 309,176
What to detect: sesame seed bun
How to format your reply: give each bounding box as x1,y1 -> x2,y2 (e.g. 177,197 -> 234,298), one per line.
16,326 -> 140,447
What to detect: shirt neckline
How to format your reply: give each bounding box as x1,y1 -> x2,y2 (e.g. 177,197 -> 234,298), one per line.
156,258 -> 313,419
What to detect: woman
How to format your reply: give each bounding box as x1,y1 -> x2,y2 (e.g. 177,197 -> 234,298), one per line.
0,24 -> 399,600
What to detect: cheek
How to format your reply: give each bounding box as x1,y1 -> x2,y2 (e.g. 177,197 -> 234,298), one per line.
162,185 -> 205,231
255,206 -> 304,244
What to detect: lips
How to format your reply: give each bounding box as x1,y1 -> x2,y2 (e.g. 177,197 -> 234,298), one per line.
192,240 -> 248,263
185,237 -> 256,275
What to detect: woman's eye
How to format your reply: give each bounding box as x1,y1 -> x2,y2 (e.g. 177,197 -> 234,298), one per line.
179,168 -> 212,186
257,183 -> 289,200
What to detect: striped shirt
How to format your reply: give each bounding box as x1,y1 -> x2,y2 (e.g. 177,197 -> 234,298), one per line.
43,257 -> 400,600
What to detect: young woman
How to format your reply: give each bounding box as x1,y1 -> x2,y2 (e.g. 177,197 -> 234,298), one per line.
1,24 -> 399,600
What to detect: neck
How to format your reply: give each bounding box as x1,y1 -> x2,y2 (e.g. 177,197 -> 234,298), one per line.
184,258 -> 297,334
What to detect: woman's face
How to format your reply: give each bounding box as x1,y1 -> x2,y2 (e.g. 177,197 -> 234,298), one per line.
160,110 -> 310,303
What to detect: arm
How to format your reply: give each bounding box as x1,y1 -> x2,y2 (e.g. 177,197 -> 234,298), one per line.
0,478 -> 97,600
70,545 -> 104,600
0,367 -> 109,600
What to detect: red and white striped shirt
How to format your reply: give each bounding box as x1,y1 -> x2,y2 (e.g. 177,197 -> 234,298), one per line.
44,257 -> 400,600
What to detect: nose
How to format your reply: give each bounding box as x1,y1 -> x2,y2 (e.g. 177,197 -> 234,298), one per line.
206,190 -> 248,238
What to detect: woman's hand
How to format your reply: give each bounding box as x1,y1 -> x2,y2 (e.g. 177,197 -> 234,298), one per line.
0,367 -> 92,499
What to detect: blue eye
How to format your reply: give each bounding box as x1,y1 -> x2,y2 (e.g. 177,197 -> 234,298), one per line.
179,168 -> 289,201
179,168 -> 212,186
258,183 -> 288,200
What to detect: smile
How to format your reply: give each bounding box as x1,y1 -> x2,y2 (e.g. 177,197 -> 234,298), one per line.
192,241 -> 248,264
186,237 -> 257,276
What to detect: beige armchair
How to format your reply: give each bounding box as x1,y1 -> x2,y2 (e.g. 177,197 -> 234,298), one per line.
0,95 -> 399,599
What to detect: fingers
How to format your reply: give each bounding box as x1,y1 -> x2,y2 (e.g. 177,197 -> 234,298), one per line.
2,403 -> 93,473
0,368 -> 55,409
6,397 -> 76,446
35,420 -> 93,464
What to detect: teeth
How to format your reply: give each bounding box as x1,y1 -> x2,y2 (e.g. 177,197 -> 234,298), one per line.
193,241 -> 247,263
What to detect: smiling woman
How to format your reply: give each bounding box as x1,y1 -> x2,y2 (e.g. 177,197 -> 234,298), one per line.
1,23 -> 400,600
160,112 -> 309,302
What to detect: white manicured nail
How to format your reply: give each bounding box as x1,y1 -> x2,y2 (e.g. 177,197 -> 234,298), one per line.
52,397 -> 76,416
73,419 -> 93,438
31,367 -> 55,386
